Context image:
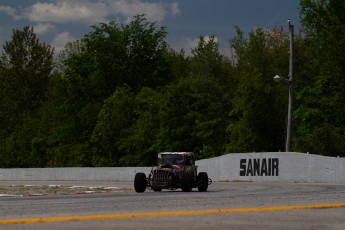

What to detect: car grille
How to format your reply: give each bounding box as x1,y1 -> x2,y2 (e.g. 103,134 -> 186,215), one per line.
151,170 -> 170,188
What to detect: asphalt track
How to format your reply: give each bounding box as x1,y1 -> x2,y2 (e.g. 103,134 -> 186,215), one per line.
1,181 -> 345,229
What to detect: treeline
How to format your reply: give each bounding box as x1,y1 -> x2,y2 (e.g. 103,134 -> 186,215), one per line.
1,1 -> 345,168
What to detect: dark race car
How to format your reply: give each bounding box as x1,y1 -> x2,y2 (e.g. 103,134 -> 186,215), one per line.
134,152 -> 212,193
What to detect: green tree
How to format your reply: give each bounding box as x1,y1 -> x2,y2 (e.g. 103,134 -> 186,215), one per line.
54,40 -> 83,74
189,36 -> 228,79
33,71 -> 89,167
157,75 -> 232,159
0,26 -> 54,167
157,77 -> 201,153
163,47 -> 189,82
91,86 -> 135,166
56,16 -> 173,166
117,87 -> 163,166
294,0 -> 345,156
227,27 -> 290,152
187,36 -> 235,158
64,14 -> 170,105
0,26 -> 54,114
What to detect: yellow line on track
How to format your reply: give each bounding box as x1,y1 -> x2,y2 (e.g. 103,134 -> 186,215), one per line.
1,203 -> 345,225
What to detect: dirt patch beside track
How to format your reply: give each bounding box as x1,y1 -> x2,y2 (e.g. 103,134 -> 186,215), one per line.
0,184 -> 133,197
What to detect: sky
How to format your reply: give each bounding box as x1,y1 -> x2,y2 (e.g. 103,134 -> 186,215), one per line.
0,0 -> 301,56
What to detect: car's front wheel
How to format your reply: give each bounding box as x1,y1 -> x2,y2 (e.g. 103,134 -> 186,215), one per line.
181,173 -> 193,192
197,172 -> 208,192
134,172 -> 147,193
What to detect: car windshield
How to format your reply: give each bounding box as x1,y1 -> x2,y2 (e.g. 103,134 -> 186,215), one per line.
161,154 -> 185,165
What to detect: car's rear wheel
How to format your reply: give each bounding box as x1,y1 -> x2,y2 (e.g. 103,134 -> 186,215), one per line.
181,173 -> 193,192
134,172 -> 146,193
197,172 -> 208,192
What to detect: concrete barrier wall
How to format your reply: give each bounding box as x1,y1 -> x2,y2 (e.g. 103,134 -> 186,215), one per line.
197,152 -> 345,183
0,152 -> 344,182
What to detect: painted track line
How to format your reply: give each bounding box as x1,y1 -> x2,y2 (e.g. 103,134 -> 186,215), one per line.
1,203 -> 345,225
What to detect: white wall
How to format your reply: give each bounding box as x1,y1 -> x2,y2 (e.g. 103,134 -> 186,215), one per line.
197,152 -> 345,183
0,152 -> 344,182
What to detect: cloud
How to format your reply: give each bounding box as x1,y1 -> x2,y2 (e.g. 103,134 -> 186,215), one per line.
182,35 -> 219,53
33,23 -> 55,34
183,37 -> 199,52
185,36 -> 234,59
51,32 -> 77,53
169,2 -> 181,16
0,5 -> 21,20
108,0 -> 178,23
23,1 -> 106,24
1,1 -> 181,54
2,0 -> 180,25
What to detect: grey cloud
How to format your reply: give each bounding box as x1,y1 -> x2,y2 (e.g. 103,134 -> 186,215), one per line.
0,5 -> 22,20
3,0 -> 181,25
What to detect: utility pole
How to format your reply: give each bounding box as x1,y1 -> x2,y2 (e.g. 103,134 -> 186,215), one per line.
286,20 -> 294,152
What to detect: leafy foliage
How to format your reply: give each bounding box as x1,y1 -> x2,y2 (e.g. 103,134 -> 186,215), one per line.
294,0 -> 345,156
226,27 -> 290,152
0,26 -> 54,167
1,7 -> 345,167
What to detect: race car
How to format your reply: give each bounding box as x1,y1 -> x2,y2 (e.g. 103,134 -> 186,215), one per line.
134,152 -> 211,193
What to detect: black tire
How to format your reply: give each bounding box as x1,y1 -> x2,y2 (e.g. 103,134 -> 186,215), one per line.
134,173 -> 147,193
181,173 -> 193,192
197,172 -> 208,192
